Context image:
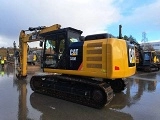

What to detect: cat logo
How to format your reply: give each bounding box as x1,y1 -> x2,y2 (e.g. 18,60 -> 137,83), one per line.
70,49 -> 78,56
129,47 -> 135,63
127,43 -> 136,67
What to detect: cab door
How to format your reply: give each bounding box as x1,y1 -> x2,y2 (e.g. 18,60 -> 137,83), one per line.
43,33 -> 66,68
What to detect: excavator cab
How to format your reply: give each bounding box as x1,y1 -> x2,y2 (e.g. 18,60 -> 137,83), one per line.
143,52 -> 152,65
41,27 -> 82,70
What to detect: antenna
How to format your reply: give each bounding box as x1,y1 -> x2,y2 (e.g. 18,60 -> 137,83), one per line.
141,32 -> 148,43
141,32 -> 148,50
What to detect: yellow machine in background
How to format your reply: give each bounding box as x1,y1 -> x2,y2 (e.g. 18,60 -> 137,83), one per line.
132,40 -> 160,72
16,24 -> 136,108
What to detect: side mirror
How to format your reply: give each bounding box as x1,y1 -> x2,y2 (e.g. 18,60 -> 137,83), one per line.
39,41 -> 43,47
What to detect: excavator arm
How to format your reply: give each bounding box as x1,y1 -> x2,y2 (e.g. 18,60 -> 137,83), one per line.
16,24 -> 61,77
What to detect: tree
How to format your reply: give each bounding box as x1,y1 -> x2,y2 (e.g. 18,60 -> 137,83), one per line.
123,35 -> 137,43
123,35 -> 128,40
142,43 -> 155,51
128,35 -> 137,42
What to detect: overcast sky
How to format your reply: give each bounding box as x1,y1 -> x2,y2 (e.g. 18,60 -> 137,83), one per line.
0,0 -> 160,48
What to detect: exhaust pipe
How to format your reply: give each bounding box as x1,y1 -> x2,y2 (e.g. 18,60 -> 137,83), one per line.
119,25 -> 122,39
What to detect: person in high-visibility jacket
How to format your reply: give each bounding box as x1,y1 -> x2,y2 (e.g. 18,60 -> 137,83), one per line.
33,54 -> 37,61
32,53 -> 37,65
1,59 -> 4,68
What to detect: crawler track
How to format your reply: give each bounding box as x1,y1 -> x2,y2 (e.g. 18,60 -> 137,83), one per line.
30,74 -> 113,109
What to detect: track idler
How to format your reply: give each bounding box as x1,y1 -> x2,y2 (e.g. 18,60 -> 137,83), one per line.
105,79 -> 127,93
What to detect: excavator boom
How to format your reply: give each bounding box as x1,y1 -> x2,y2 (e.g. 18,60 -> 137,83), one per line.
17,24 -> 61,77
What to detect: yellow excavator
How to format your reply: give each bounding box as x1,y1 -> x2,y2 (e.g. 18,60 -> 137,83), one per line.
130,40 -> 160,72
16,24 -> 136,109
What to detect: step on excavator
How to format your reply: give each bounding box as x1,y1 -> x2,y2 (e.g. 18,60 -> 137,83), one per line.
15,24 -> 136,109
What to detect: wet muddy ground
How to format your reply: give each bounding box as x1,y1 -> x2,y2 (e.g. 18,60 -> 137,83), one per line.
0,64 -> 160,120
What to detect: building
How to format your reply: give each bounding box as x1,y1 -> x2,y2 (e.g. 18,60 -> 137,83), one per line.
140,41 -> 160,51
